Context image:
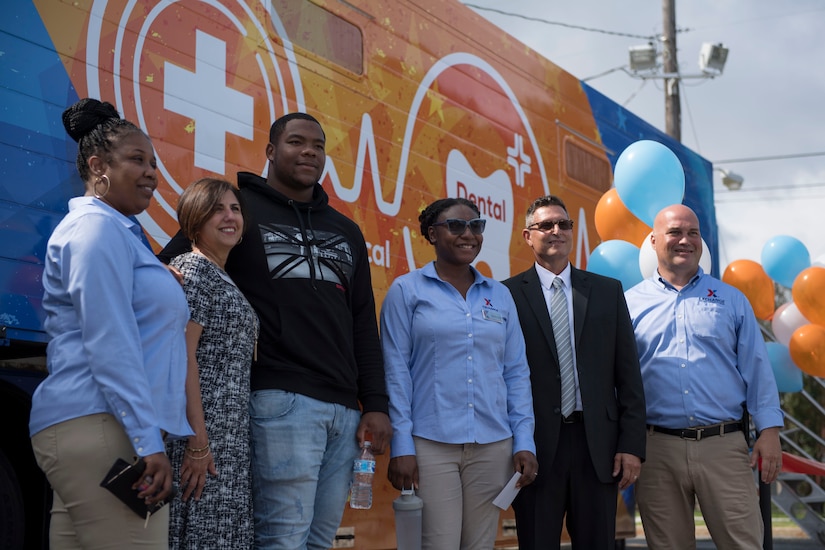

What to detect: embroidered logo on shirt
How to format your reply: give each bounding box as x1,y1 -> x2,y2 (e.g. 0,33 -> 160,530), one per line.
484,298 -> 493,307
700,289 -> 725,305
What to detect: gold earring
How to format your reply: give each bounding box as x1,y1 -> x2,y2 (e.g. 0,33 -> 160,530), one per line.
94,175 -> 111,199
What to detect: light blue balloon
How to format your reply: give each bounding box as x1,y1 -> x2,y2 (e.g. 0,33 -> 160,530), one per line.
761,235 -> 811,288
587,240 -> 643,291
766,342 -> 803,393
613,140 -> 686,226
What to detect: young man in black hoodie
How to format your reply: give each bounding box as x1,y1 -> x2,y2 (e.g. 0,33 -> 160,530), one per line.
160,113 -> 392,549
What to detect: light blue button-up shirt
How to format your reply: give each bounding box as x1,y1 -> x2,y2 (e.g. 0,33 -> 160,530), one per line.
30,197 -> 192,456
381,262 -> 535,458
625,268 -> 783,432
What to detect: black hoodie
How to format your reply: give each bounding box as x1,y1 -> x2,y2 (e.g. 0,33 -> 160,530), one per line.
160,172 -> 389,415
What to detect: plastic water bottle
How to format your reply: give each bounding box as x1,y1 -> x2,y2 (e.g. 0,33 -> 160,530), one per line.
350,441 -> 375,509
393,488 -> 423,550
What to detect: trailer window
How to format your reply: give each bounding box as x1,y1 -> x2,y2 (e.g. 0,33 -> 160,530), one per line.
564,141 -> 611,193
271,0 -> 363,74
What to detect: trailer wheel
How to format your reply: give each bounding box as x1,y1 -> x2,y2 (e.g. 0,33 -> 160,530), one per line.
0,448 -> 25,549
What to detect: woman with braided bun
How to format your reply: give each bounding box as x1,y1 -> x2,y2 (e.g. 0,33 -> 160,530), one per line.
380,197 -> 538,549
29,98 -> 192,549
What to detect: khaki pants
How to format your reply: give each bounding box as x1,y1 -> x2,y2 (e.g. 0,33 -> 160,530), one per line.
31,413 -> 169,549
414,437 -> 513,550
637,428 -> 763,550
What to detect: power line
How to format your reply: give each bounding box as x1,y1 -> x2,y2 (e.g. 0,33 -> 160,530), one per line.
463,4 -> 667,40
581,65 -> 627,82
714,181 -> 825,203
714,151 -> 825,164
680,81 -> 702,154
718,182 -> 825,192
716,192 -> 825,203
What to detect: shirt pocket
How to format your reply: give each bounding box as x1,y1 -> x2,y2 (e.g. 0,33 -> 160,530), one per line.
686,303 -> 734,341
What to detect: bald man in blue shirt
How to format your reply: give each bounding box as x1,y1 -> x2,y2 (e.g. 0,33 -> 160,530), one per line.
625,204 -> 783,549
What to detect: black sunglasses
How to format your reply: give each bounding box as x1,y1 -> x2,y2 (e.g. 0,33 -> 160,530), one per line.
432,218 -> 487,235
526,219 -> 574,232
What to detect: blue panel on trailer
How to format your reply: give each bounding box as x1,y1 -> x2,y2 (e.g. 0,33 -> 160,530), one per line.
0,259 -> 45,335
582,82 -> 720,277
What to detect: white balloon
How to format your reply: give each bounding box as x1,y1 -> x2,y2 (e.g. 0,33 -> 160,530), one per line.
638,232 -> 657,279
772,302 -> 810,347
813,253 -> 825,268
637,232 -> 712,278
699,238 -> 712,274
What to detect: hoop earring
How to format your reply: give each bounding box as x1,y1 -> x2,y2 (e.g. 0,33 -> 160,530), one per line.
94,175 -> 111,199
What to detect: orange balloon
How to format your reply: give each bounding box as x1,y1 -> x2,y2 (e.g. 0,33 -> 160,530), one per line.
721,259 -> 775,320
792,266 -> 825,326
594,188 -> 651,245
789,324 -> 825,377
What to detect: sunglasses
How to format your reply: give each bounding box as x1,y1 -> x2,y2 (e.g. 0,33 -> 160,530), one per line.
526,219 -> 574,232
432,218 -> 487,235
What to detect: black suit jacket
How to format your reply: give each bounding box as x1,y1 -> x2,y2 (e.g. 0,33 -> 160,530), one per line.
504,265 -> 646,482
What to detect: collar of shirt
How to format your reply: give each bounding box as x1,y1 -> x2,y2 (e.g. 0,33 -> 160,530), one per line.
69,196 -> 145,240
422,260 -> 488,288
535,261 -> 572,292
654,267 -> 704,292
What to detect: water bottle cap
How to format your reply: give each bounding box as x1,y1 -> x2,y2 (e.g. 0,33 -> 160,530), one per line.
363,441 -> 372,448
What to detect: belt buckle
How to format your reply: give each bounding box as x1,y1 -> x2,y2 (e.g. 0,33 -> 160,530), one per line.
682,428 -> 702,441
562,412 -> 577,424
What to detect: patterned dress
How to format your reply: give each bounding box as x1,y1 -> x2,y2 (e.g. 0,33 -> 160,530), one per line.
167,253 -> 259,549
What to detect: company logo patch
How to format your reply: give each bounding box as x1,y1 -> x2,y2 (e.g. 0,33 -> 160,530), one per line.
700,288 -> 725,305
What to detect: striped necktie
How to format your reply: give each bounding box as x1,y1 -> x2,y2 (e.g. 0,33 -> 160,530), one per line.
551,277 -> 576,417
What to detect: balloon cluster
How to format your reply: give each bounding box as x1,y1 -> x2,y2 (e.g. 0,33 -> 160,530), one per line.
591,140 -> 825,393
590,140 -> 710,290
723,237 -> 825,389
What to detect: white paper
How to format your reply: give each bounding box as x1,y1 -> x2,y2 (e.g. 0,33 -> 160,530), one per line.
492,471 -> 522,510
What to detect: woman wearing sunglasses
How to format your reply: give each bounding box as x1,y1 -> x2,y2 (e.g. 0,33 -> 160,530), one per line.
380,197 -> 538,549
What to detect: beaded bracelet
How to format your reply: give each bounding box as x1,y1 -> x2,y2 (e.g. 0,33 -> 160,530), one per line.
187,444 -> 209,453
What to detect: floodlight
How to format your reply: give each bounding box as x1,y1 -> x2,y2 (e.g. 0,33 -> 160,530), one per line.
715,168 -> 743,191
699,43 -> 729,74
629,43 -> 657,72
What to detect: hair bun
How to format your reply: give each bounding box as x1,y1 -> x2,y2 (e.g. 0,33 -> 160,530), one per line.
62,98 -> 121,143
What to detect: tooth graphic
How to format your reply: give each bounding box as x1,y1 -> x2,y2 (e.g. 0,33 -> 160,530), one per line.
446,149 -> 514,279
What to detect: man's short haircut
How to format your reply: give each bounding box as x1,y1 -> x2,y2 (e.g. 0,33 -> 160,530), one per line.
269,112 -> 325,143
525,195 -> 569,227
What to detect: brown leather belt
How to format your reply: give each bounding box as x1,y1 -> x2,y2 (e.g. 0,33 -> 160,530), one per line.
648,422 -> 743,441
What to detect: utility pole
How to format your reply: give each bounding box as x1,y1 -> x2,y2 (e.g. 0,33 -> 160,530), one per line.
662,0 -> 680,141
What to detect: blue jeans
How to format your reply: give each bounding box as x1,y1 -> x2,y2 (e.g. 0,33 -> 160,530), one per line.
249,389 -> 361,550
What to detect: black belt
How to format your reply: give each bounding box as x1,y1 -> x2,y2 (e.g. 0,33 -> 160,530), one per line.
648,422 -> 743,441
562,411 -> 583,424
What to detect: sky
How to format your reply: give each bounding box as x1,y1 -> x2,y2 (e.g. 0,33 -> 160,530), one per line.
461,0 -> 825,273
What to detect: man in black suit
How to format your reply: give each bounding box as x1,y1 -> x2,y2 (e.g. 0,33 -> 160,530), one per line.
503,195 -> 646,549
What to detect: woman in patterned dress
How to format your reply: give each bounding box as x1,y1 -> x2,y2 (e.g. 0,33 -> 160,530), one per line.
167,178 -> 259,548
